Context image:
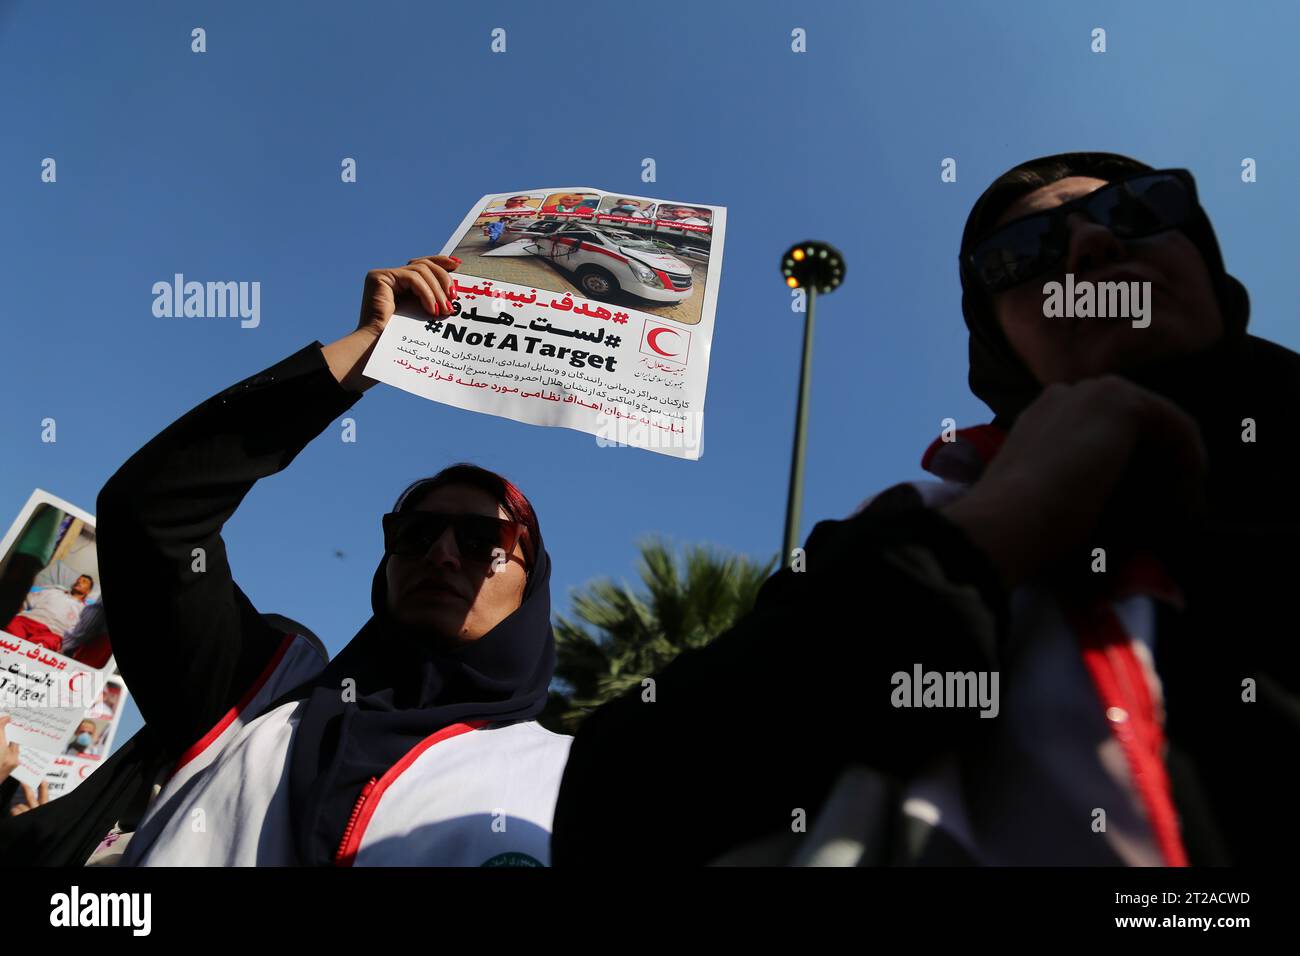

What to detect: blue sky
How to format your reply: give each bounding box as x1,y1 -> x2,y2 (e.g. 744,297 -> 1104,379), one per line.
3,0 -> 1298,755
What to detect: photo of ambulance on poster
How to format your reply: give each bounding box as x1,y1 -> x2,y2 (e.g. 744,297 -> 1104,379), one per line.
465,189 -> 716,326
0,490 -> 130,803
364,186 -> 725,460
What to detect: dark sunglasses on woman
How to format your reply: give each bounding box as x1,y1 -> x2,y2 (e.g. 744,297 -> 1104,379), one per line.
382,511 -> 528,568
964,169 -> 1199,295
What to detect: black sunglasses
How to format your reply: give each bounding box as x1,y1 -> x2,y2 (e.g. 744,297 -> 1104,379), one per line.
382,511 -> 527,568
964,169 -> 1199,295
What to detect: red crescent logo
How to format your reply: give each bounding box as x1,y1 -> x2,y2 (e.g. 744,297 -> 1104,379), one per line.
646,327 -> 680,357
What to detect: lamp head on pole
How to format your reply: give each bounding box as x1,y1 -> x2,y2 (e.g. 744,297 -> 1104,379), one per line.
781,240 -> 845,294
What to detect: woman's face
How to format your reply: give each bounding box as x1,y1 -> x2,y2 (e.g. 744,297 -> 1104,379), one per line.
990,176 -> 1225,383
384,484 -> 527,648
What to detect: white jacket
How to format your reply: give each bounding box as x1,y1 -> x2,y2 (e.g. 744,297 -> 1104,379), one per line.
120,632 -> 572,866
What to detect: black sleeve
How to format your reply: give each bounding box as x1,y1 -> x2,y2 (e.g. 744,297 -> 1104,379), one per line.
95,341 -> 363,759
550,484 -> 1011,866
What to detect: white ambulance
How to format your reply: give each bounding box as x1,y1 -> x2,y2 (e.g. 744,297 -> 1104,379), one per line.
489,220 -> 695,303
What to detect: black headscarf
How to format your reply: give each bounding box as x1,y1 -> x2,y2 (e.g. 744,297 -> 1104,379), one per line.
279,473 -> 556,867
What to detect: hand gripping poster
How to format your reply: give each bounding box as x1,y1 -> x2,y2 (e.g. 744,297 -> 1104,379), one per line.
0,490 -> 130,803
363,187 -> 726,460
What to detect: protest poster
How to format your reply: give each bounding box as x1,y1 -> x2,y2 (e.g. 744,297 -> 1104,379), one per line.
0,489 -> 130,800
363,187 -> 726,460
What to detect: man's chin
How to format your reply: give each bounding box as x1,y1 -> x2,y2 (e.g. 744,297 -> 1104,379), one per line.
1052,328 -> 1165,382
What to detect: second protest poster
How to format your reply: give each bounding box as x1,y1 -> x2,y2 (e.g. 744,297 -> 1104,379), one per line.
0,490 -> 130,802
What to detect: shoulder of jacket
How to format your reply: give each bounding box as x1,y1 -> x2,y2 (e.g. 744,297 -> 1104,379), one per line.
260,614 -> 329,665
487,720 -> 573,751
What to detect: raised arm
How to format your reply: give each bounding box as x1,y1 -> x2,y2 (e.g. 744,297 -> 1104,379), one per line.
96,342 -> 364,756
97,254 -> 459,757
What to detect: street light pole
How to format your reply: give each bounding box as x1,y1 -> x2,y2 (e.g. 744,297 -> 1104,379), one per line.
782,284 -> 816,562
779,241 -> 844,565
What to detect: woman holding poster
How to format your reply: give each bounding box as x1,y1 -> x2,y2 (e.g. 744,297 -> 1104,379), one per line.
0,254 -> 570,867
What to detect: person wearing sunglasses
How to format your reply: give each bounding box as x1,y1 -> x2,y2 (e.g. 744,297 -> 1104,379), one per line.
552,152 -> 1300,866
962,165 -> 1228,384
0,255 -> 571,867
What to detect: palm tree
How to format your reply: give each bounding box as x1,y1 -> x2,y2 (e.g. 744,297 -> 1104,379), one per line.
541,538 -> 776,734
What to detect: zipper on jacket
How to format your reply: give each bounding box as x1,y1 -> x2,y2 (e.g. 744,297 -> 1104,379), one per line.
329,721 -> 488,866
334,777 -> 379,866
